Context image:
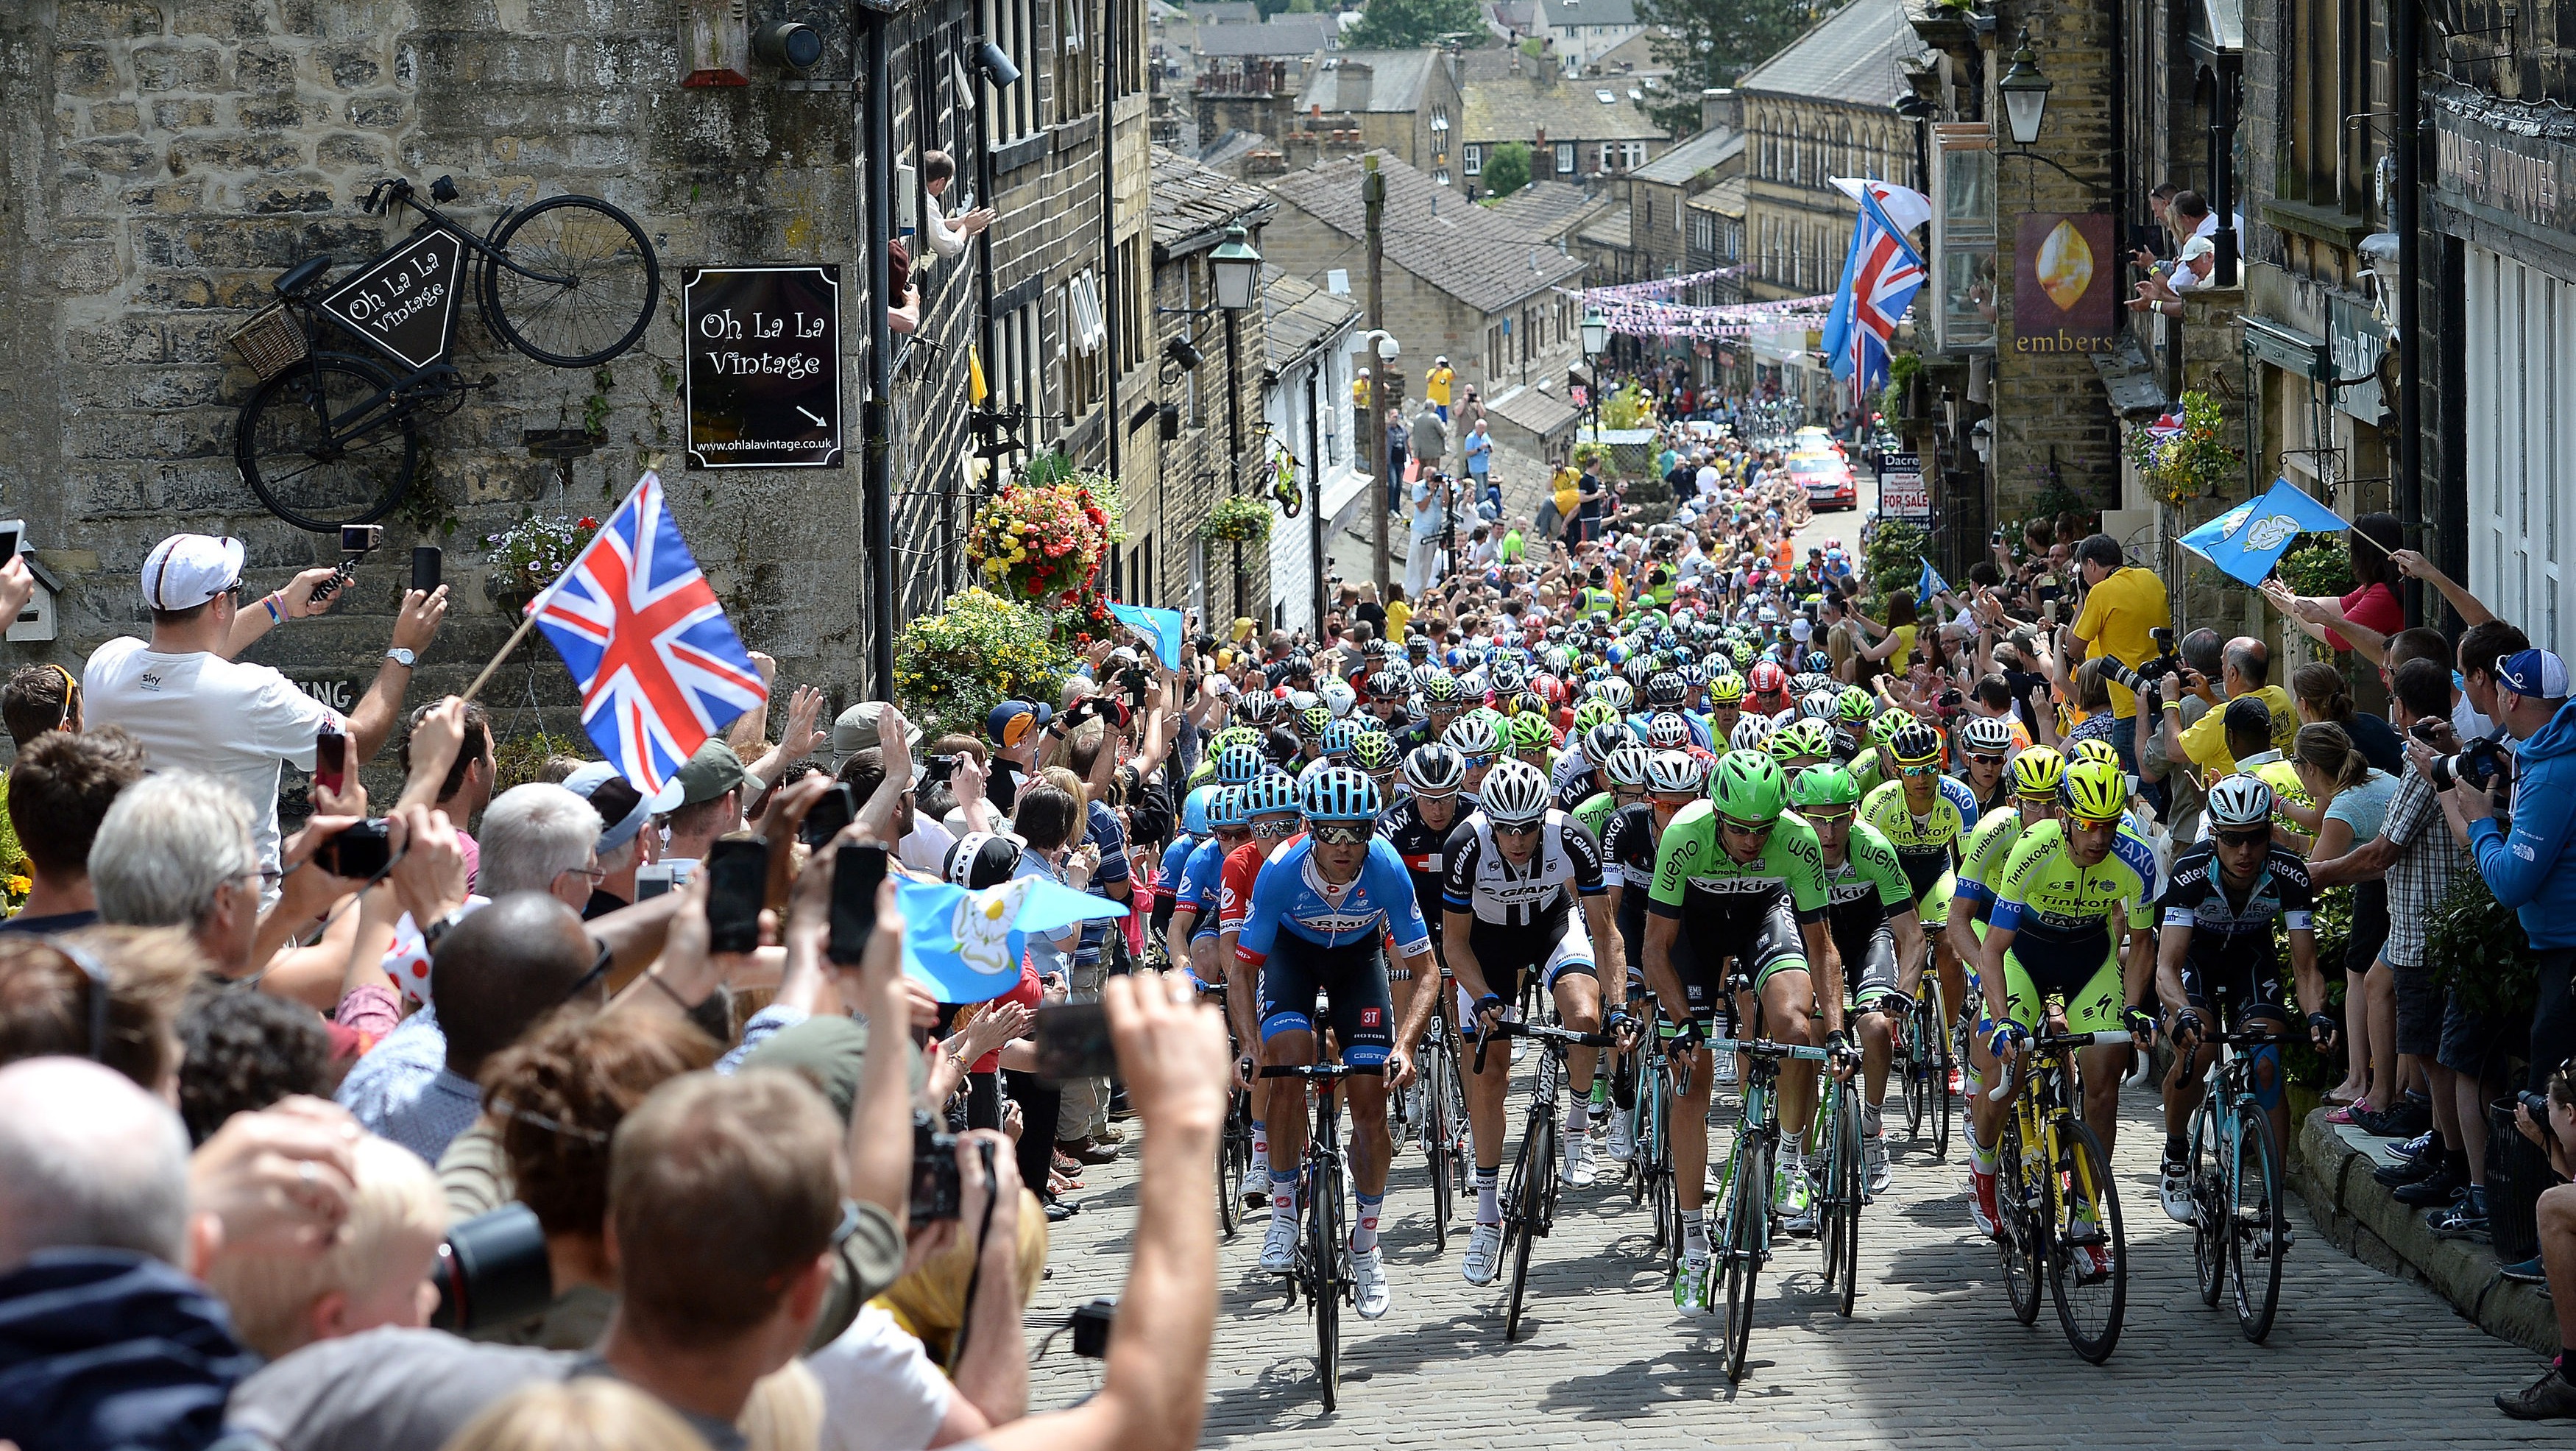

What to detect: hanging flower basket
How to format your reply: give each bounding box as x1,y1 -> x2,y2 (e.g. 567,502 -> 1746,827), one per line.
966,478 -> 1117,606
892,587 -> 1073,739
481,513 -> 600,615
2123,390 -> 2239,509
1200,495 -> 1273,546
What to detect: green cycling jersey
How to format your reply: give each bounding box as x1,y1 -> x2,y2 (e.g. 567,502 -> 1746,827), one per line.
1986,817 -> 2158,986
1951,806 -> 2033,922
1820,817 -> 1913,942
1645,799 -> 1830,924
1571,789 -> 1616,842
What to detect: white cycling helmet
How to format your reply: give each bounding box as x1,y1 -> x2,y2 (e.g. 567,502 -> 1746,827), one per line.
1729,716 -> 1777,751
1645,749 -> 1706,795
1603,741 -> 1654,789
1959,713 -> 2016,755
2204,773 -> 2275,830
1478,760 -> 1553,825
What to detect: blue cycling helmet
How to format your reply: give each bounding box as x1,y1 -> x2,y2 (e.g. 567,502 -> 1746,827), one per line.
1320,719 -> 1364,760
1243,771 -> 1302,818
1206,785 -> 1250,830
1301,766 -> 1382,822
1214,744 -> 1267,786
1182,784 -> 1218,837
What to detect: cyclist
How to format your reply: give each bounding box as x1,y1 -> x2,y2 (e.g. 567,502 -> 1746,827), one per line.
1365,663 -> 1416,731
1956,713 -> 2017,817
1598,749 -> 1705,1165
1444,760 -> 1627,1283
1573,741 -> 1652,841
2151,773 -> 2326,1223
1705,670 -> 1747,745
1963,758 -> 2156,1267
1235,768 -> 1437,1321
1217,773 -> 1308,1208
1351,726 -> 1401,802
1638,751 -> 1844,1314
1557,719 -> 1637,812
1155,784 -> 1220,974
1945,748 -> 2068,1034
1790,763 -> 1925,1201
1401,671 -> 1471,751
1443,713 -> 1503,800
1504,710 -> 1558,775
1383,743 -> 1469,1118
1861,720 -> 1980,1085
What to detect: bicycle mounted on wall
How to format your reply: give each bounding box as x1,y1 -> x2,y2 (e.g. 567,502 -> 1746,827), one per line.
228,175 -> 662,532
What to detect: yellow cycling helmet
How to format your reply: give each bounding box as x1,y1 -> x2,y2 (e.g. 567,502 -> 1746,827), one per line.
2070,738 -> 2121,771
2009,745 -> 2066,798
1707,671 -> 1747,705
2060,758 -> 2129,822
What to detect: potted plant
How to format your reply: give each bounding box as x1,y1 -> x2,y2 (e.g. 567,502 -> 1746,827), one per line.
966,476 -> 1117,610
483,513 -> 601,615
892,587 -> 1073,739
2123,390 -> 2240,507
1200,494 -> 1273,546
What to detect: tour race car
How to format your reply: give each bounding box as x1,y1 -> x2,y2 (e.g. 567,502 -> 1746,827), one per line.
1786,430 -> 1856,510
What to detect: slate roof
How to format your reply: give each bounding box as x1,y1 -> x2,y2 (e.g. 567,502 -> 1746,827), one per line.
1295,51 -> 1443,112
1577,204 -> 1633,250
1183,1 -> 1259,23
1688,173 -> 1748,217
1536,0 -> 1639,28
1630,125 -> 1744,184
1195,15 -> 1337,56
1482,180 -> 1618,245
1487,381 -> 1579,436
1733,0 -> 1925,108
1264,151 -> 1587,311
1151,146 -> 1277,254
1263,265 -> 1361,370
1459,71 -> 1666,142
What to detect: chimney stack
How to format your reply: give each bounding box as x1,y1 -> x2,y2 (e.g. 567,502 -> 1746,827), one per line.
1340,60 -> 1373,112
1700,87 -> 1740,132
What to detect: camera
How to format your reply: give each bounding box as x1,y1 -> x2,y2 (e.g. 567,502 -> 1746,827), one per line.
909,1110 -> 961,1222
2430,732 -> 2515,794
429,1201 -> 553,1333
2521,1089 -> 2554,1121
1119,665 -> 1152,702
2099,626 -> 2184,694
315,817 -> 394,879
1071,1296 -> 1117,1359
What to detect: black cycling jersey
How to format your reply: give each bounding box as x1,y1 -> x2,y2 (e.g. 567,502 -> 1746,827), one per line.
1380,795 -> 1457,945
1441,812 -> 1607,932
1597,801 -> 1660,891
2157,843 -> 2315,970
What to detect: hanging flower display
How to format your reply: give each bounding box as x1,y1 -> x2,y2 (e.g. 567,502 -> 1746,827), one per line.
965,474 -> 1117,606
892,587 -> 1072,738
1200,494 -> 1273,545
2123,390 -> 2240,508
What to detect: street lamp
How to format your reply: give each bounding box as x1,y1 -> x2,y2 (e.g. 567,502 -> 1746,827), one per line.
1997,29 -> 2051,147
1210,223 -> 1262,312
1579,305 -> 1608,441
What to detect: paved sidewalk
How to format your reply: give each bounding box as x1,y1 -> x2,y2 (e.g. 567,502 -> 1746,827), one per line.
1025,1053 -> 2563,1447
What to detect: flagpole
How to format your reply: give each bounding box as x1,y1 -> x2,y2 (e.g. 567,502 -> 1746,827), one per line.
460,596 -> 549,705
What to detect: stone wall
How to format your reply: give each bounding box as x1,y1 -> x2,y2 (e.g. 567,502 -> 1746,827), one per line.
0,0 -> 925,753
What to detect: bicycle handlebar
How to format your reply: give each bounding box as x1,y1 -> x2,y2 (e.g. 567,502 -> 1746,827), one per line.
1704,1038 -> 1830,1062
1982,1028 -> 2135,1101
1258,1062 -> 1384,1081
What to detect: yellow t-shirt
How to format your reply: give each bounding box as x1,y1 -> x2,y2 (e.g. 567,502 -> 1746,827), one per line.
2176,684 -> 2297,774
1554,484 -> 1579,520
1887,624 -> 1917,668
1384,599 -> 1412,641
1425,367 -> 1454,406
2070,565 -> 2170,717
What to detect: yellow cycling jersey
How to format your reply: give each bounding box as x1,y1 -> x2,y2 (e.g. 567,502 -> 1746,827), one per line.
1987,817 -> 2157,982
1859,774 -> 1982,898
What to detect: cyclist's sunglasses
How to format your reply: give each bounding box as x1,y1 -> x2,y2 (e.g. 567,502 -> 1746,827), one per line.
1249,818 -> 1301,839
1897,760 -> 1942,777
1214,825 -> 1253,842
1967,752 -> 2007,766
1801,807 -> 1854,825
1459,753 -> 1495,768
1309,822 -> 1375,846
1717,816 -> 1774,838
1492,819 -> 1544,838
2213,827 -> 2271,848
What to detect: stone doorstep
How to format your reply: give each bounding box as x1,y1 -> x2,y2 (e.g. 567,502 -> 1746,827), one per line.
2290,1106 -> 2558,1355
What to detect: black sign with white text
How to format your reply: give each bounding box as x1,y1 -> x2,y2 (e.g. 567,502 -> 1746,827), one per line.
683,266 -> 843,470
316,228 -> 466,373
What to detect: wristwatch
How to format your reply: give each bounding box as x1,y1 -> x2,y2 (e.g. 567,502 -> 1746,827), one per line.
386,647 -> 417,668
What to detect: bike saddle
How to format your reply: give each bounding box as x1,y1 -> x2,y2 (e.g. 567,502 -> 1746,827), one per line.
272,255 -> 334,297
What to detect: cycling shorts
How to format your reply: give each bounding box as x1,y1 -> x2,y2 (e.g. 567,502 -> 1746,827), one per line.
1993,941 -> 2123,1036
1836,922 -> 1903,1012
1672,897 -> 1808,1018
2178,950 -> 2289,1029
1258,933 -> 1395,1066
1914,866 -> 1956,929
1456,917 -> 1596,1037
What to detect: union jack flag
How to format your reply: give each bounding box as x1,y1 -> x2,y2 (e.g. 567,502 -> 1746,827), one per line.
1821,179 -> 1929,397
531,472 -> 765,795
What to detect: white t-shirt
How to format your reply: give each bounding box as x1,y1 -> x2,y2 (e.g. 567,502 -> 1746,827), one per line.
807,1307 -> 956,1451
901,816 -> 957,876
82,637 -> 347,881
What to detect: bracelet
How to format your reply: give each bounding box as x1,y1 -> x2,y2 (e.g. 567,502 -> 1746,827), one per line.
263,593 -> 284,625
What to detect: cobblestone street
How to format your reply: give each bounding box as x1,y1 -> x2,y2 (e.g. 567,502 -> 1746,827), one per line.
1027,1061 -> 2561,1448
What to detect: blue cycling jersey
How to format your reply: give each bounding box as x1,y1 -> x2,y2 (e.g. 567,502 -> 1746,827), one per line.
1155,833 -> 1199,908
1179,837 -> 1230,942
1234,836 -> 1433,966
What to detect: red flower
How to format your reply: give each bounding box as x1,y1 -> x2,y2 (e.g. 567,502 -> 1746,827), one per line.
576,517 -> 598,529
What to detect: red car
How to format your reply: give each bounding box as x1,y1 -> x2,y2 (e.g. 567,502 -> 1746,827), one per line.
1788,449 -> 1857,509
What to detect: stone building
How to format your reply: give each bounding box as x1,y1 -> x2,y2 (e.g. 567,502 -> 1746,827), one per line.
0,0 -> 1148,753
1259,267 -> 1365,635
1187,15 -> 1339,150
1141,147 -> 1273,624
1458,49 -> 1667,191
1532,0 -> 1646,74
1286,51 -> 1466,177
1260,150 -> 1587,406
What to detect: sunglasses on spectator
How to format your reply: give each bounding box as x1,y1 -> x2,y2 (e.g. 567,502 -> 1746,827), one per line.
2214,827 -> 2271,848
563,937 -> 617,1002
1309,822 -> 1374,846
1249,819 -> 1300,839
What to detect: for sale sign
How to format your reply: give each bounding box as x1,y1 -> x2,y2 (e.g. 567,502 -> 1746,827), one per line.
1878,452 -> 1930,524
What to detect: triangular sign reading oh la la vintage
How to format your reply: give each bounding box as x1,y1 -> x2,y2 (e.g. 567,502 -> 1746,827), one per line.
316,228 -> 468,373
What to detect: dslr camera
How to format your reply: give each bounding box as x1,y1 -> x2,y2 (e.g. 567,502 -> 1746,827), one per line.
2429,731 -> 2514,794
2098,626 -> 2184,694
909,1110 -> 962,1222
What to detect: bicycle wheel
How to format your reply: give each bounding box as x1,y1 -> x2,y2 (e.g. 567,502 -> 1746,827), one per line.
2045,1119 -> 2127,1363
1214,1096 -> 1239,1240
1995,1117 -> 2045,1326
1504,1112 -> 1551,1341
2189,1095 -> 2226,1308
1720,1132 -> 1769,1383
2228,1104 -> 2286,1342
478,194 -> 660,367
236,352 -> 417,532
1309,1149 -> 1342,1408
1926,977 -> 1953,1159
1818,1090 -> 1847,1288
1833,1082 -> 1863,1316
1898,1003 -> 1927,1139
1426,1038 -> 1454,1250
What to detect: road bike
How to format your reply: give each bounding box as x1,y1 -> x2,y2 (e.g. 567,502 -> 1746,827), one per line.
1698,1029 -> 1833,1382
228,174 -> 660,532
1415,972 -> 1470,1252
1894,950 -> 1953,1157
1987,1000 -> 2131,1363
1478,1018 -> 1613,1341
1198,979 -> 1253,1241
1618,990 -> 1686,1284
1259,1058 -> 1379,1411
2183,1020 -> 2290,1341
1810,1029 -> 1864,1318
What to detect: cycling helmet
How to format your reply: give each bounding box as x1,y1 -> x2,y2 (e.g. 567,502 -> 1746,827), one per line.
1603,741 -> 1654,789
1959,713 -> 2016,755
1645,712 -> 1691,750
1181,784 -> 1218,837
1234,693 -> 1277,727
1706,671 -> 1747,705
1319,719 -> 1363,760
2204,773 -> 2275,830
1779,719 -> 1834,762
1593,677 -> 1635,712
1478,760 -> 1553,825
1442,714 -> 1501,758
1582,720 -> 1632,766
1710,750 -> 1788,825
1402,744 -> 1468,795
1206,785 -> 1250,830
1349,729 -> 1400,772
2070,738 -> 2122,771
1319,678 -> 1358,719
1487,656 -> 1529,693
2060,758 -> 2129,823
1300,766 -> 1381,822
1296,704 -> 1333,738
1727,639 -> 1755,667
1888,721 -> 1944,767
1420,672 -> 1467,707
1868,711 -> 1914,746
1728,716 -> 1777,752
1791,762 -> 1861,810
1285,689 -> 1320,716
1676,662 -> 1706,689
1788,672 -> 1829,698
1214,744 -> 1267,786
1211,724 -> 1263,755
1243,771 -> 1302,818
1644,749 -> 1706,796
1798,688 -> 1839,721
1507,689 -> 1549,721
1505,713 -> 1556,752
1571,699 -> 1621,735
1369,663 -> 1414,699
1645,671 -> 1688,709
2009,745 -> 2066,797
1836,688 -> 1876,724
1747,660 -> 1788,696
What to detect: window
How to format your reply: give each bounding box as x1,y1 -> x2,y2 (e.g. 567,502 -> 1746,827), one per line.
1055,0 -> 1094,121
994,297 -> 1044,460
1430,105 -> 1450,132
2285,0 -> 2365,214
1787,131 -> 1800,183
1762,133 -> 1776,180
1555,141 -> 1576,175
1691,210 -> 1714,254
1113,0 -> 1144,96
1063,272 -> 1105,420
1641,196 -> 1652,230
1928,123 -> 1995,349
1463,143 -> 1482,175
1117,233 -> 1147,376
1435,168 -> 1452,186
1621,141 -> 1646,169
2464,245 -> 2575,652
981,0 -> 1040,144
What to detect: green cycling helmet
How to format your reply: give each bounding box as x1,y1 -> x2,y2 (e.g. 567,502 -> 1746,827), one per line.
1571,698 -> 1621,735
1869,710 -> 1914,746
1350,729 -> 1399,772
1505,713 -> 1555,751
1791,762 -> 1862,810
1836,688 -> 1877,724
1769,719 -> 1833,763
1710,749 -> 1788,825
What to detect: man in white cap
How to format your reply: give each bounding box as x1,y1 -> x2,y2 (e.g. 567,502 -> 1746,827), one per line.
82,534 -> 447,888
